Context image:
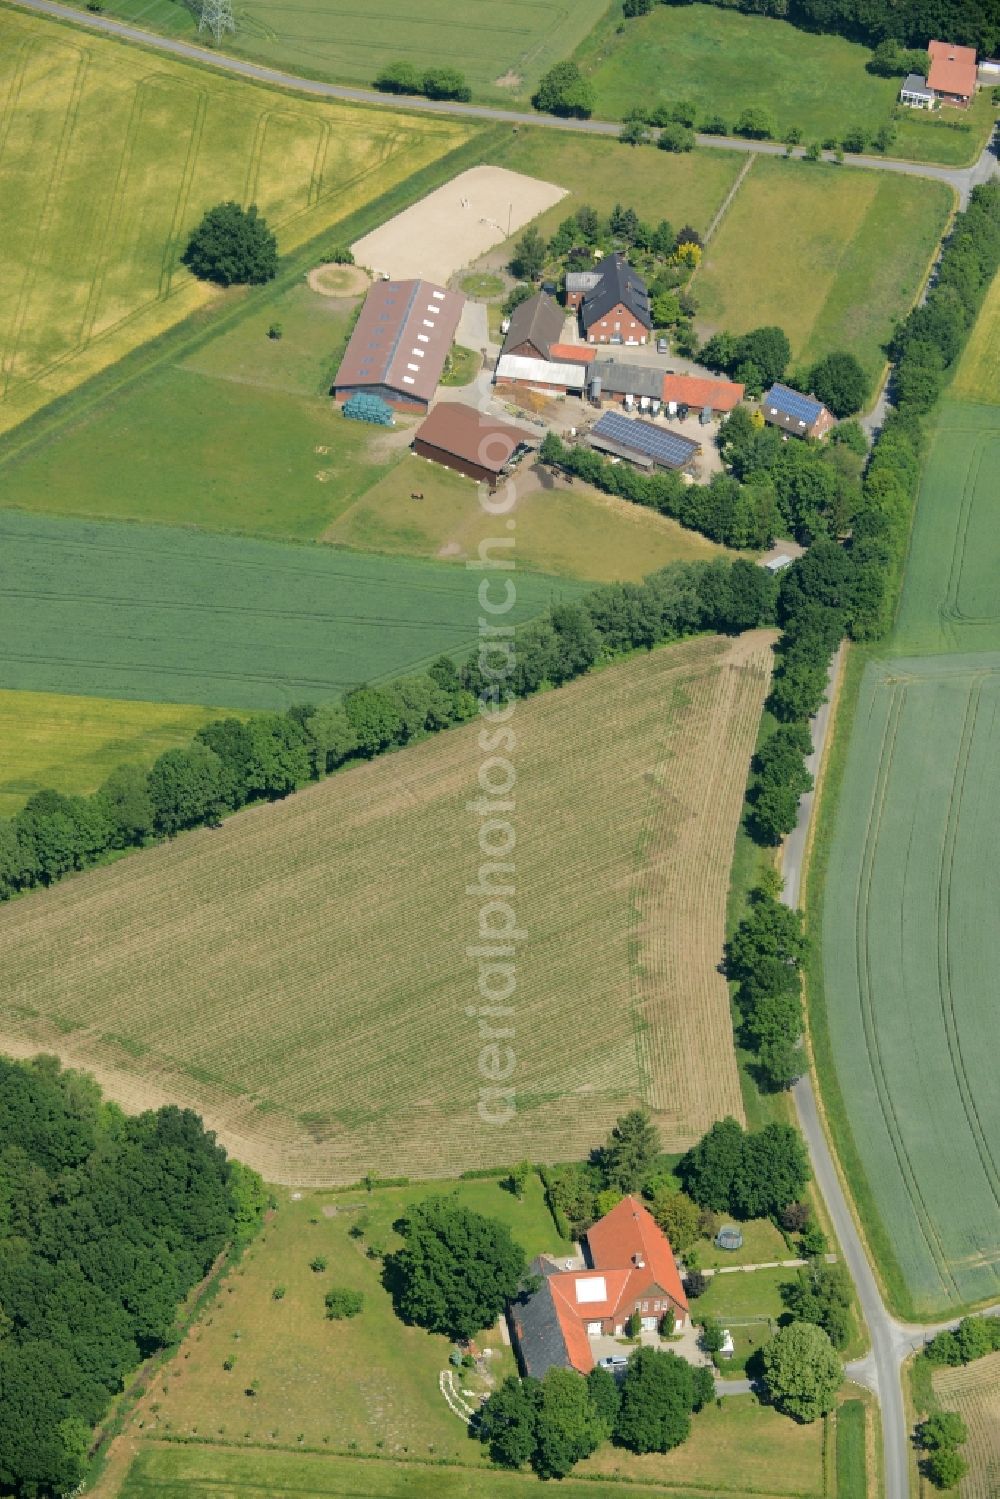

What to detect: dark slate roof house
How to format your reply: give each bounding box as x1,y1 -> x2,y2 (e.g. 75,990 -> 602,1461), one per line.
580,253 -> 651,344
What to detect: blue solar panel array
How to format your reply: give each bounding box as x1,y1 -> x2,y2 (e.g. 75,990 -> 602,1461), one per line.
765,384 -> 823,424
591,410 -> 700,469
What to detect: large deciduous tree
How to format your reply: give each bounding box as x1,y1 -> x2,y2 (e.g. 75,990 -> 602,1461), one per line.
183,201 -> 278,287
761,1322 -> 842,1422
614,1347 -> 694,1453
388,1196 -> 526,1340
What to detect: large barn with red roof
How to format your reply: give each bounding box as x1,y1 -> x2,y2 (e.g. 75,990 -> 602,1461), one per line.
511,1196 -> 689,1379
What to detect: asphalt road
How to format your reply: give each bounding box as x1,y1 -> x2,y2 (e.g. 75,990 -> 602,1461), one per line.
5,0 -> 992,206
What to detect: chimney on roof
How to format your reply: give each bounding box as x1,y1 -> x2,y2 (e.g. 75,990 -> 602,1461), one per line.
633,1253 -> 645,1268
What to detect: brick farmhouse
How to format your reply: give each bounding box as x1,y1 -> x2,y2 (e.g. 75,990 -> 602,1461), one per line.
567,253 -> 652,346
512,1196 -> 689,1378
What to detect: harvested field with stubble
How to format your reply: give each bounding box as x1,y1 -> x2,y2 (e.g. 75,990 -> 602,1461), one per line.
0,634 -> 772,1184
932,1353 -> 1000,1499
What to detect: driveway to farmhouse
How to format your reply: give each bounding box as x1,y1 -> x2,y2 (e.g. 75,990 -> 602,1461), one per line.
10,0 -> 998,207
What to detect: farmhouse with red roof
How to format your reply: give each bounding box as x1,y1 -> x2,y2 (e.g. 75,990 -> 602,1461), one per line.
511,1196 -> 689,1379
927,40 -> 978,107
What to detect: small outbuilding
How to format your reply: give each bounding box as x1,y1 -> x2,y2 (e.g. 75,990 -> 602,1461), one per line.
761,383 -> 835,441
493,353 -> 587,397
715,1225 -> 744,1252
412,401 -> 535,488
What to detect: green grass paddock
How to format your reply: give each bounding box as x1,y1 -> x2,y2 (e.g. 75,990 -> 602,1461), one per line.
0,510 -> 578,709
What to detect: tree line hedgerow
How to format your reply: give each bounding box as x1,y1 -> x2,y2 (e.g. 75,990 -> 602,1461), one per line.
0,556 -> 778,903
0,1054 -> 265,1499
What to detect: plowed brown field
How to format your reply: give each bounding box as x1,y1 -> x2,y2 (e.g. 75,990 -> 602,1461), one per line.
0,634 -> 772,1184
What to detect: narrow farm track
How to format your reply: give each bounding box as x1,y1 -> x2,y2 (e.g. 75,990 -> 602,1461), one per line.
5,0 -> 995,205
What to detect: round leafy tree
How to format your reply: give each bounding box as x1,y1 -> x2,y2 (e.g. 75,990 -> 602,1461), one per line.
387,1196 -> 526,1339
761,1321 -> 842,1422
183,201 -> 278,287
532,62 -> 595,118
808,351 -> 869,417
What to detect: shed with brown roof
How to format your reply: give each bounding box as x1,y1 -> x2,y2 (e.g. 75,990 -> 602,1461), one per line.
501,291 -> 564,361
333,279 -> 464,413
413,402 -> 536,488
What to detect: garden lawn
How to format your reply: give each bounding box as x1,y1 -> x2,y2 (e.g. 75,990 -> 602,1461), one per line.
695,1265 -> 788,1322
0,690 -> 223,817
575,2 -> 993,166
325,456 -> 730,582
695,1215 -> 790,1269
119,1182 -> 543,1466
694,157 -> 951,385
0,8 -> 470,434
59,0 -> 612,104
581,1394 -> 826,1496
0,510 -> 577,709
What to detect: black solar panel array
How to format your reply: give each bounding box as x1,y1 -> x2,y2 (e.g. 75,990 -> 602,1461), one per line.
592,410 -> 700,469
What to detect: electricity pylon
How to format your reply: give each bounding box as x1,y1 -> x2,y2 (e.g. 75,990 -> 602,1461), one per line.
199,0 -> 236,45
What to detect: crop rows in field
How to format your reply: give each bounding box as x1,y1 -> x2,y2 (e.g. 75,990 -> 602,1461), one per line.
0,634 -> 771,1184
0,11 -> 467,431
932,1353 -> 1000,1499
0,512 -> 575,709
821,655 -> 1000,1311
890,403 -> 1000,658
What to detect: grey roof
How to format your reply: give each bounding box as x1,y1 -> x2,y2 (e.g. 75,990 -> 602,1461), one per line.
581,253 -> 651,330
566,270 -> 603,293
763,383 -> 825,425
590,410 -> 701,470
901,73 -> 934,95
511,1269 -> 573,1380
501,291 -> 564,359
593,359 -> 664,400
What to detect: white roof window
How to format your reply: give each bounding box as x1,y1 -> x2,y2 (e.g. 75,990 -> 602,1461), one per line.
401,376 -> 415,385
426,304 -> 439,314
422,319 -> 434,328
410,348 -> 424,358
417,334 -> 429,343
432,290 -> 446,300
406,363 -> 419,371
574,1276 -> 608,1304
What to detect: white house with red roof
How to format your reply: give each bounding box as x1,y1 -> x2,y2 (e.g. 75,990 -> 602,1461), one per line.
512,1196 -> 689,1378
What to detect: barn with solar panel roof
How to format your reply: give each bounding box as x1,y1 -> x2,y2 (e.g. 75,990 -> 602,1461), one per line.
587,410 -> 701,473
761,383 -> 835,441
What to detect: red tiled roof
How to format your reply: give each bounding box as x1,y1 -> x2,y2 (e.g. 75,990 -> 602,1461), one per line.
587,1197 -> 689,1315
662,374 -> 744,412
928,39 -> 977,97
539,1197 -> 688,1374
549,344 -> 596,365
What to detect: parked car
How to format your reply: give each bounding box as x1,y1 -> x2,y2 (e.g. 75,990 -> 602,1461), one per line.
598,1354 -> 629,1369
656,337 -> 669,354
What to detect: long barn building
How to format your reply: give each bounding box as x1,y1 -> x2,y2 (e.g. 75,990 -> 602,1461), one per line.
333,279 -> 464,413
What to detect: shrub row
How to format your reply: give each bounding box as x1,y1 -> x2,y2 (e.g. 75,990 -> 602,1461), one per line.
655,0 -> 1000,58
373,61 -> 470,101
0,557 -> 778,903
